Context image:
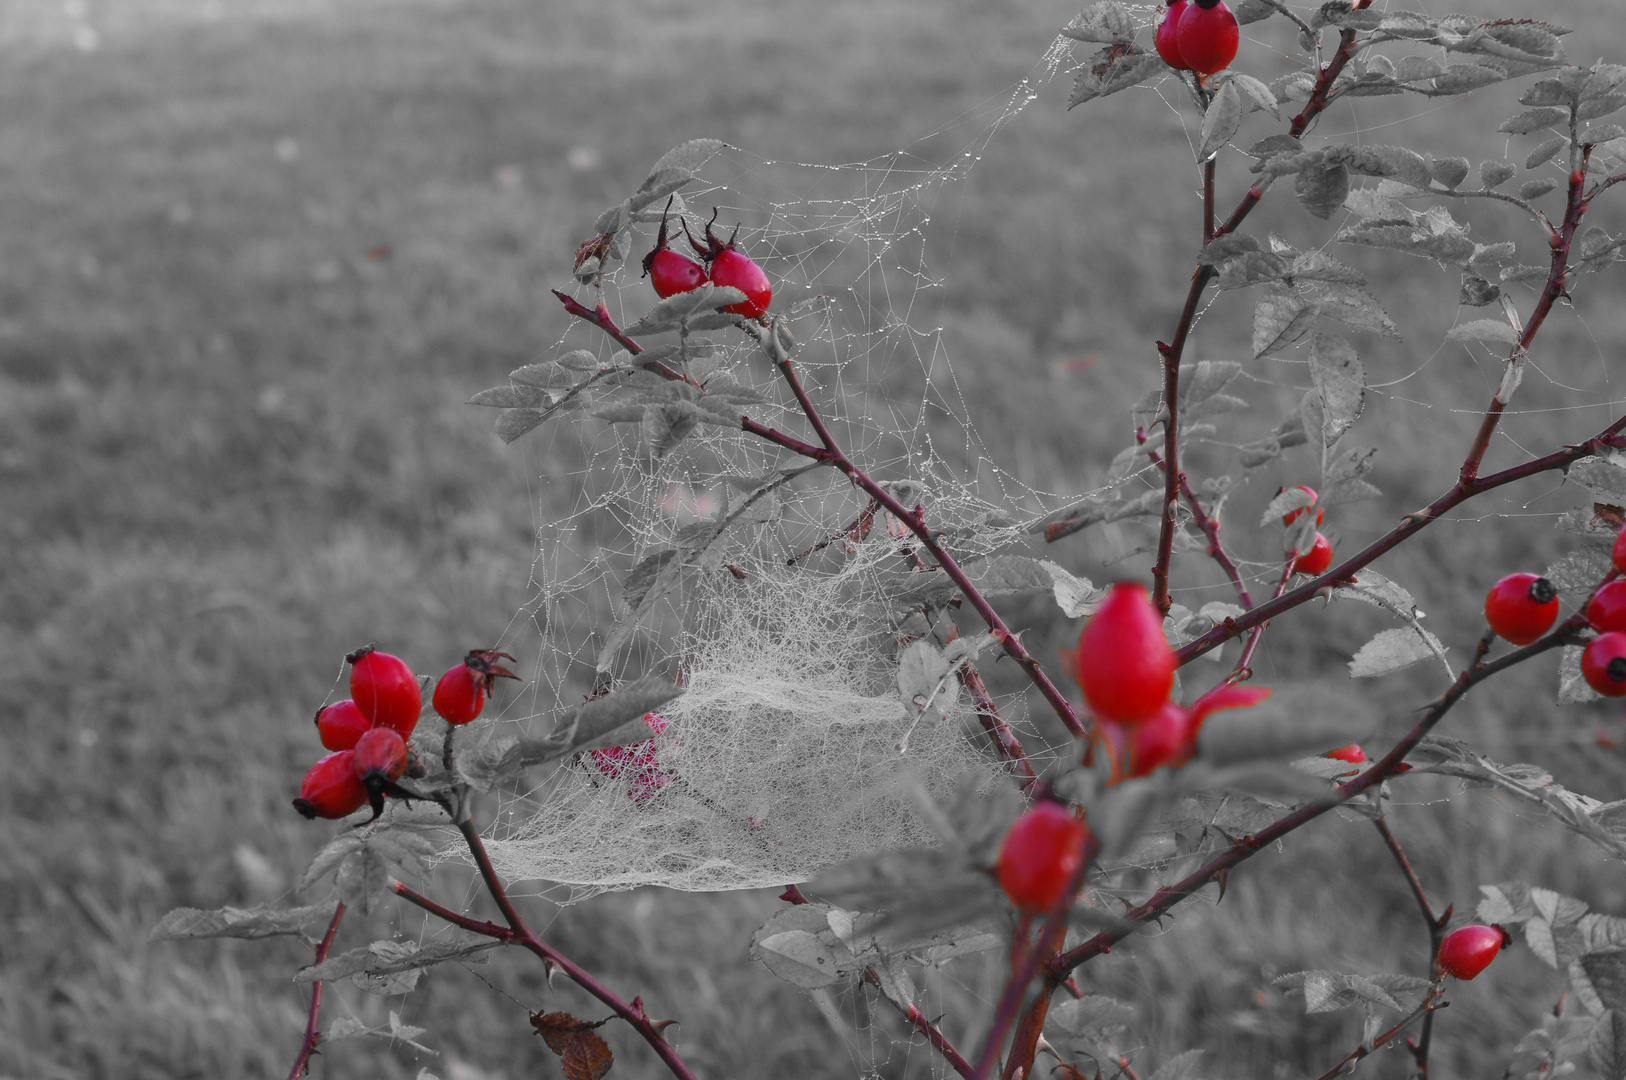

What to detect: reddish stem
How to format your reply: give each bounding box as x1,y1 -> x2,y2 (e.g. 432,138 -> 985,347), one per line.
1230,551 -> 1295,682
959,660 -> 1039,789
395,813 -> 701,1080
285,901 -> 345,1080
1148,450 -> 1252,609
864,969 -> 977,1079
1459,151 -> 1590,484
1373,816 -> 1448,1078
1311,987 -> 1447,1080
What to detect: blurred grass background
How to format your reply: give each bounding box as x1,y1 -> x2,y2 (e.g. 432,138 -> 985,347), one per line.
4,0 -> 1626,1077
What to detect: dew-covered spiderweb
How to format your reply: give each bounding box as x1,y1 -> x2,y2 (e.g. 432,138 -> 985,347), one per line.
454,0 -> 1626,908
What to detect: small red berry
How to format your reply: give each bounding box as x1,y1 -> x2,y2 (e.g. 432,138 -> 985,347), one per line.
1155,0 -> 1191,69
294,751 -> 369,820
686,210 -> 772,319
1176,0 -> 1240,76
315,699 -> 371,752
1294,533 -> 1334,576
590,713 -> 670,803
1613,526 -> 1626,576
1324,744 -> 1366,764
1072,582 -> 1175,725
1587,580 -> 1626,633
1099,704 -> 1190,779
1436,924 -> 1510,979
347,645 -> 421,738
1583,632 -> 1626,697
641,199 -> 707,299
432,648 -> 520,727
1484,573 -> 1559,645
1279,485 -> 1324,528
352,727 -> 409,784
995,802 -> 1090,912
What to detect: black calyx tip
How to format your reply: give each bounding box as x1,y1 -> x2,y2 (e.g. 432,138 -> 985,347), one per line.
1193,0 -> 1223,8
345,643 -> 377,665
1529,577 -> 1557,605
293,797 -> 318,820
1609,656 -> 1626,683
1495,925 -> 1512,949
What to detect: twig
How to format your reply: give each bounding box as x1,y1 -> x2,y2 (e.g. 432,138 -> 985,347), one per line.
1311,986 -> 1447,1080
552,290 -> 697,384
286,901 -> 345,1080
395,812 -> 702,1080
1174,415 -> 1626,664
1230,552 -> 1296,683
1372,815 -> 1450,1079
1459,147 -> 1591,485
959,659 -> 1039,790
1147,449 -> 1252,609
864,969 -> 977,1080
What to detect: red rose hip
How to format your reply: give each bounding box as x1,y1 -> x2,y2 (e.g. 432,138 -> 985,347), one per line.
1587,580 -> 1626,633
1436,924 -> 1509,979
315,699 -> 371,752
1583,632 -> 1626,696
347,645 -> 421,738
1176,0 -> 1240,76
1072,581 -> 1175,724
1294,532 -> 1334,576
432,648 -> 520,726
352,727 -> 409,784
294,751 -> 369,820
1485,573 -> 1559,644
642,198 -> 707,299
1155,0 -> 1191,69
686,211 -> 772,319
1614,525 -> 1626,576
1324,744 -> 1365,764
995,802 -> 1090,911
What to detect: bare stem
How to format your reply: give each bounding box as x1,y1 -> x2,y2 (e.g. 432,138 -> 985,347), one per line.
1311,985 -> 1447,1080
286,901 -> 345,1080
960,658 -> 1039,789
395,806 -> 702,1080
1459,150 -> 1591,485
1372,815 -> 1449,1078
864,969 -> 977,1079
1148,449 -> 1252,609
1231,552 -> 1296,682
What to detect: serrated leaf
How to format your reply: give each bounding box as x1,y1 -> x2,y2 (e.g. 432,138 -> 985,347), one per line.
1261,486 -> 1315,527
1148,1048 -> 1207,1080
1521,179 -> 1559,200
1570,458 -> 1626,506
151,903 -> 333,942
296,935 -> 497,984
1583,955 -> 1626,1015
1560,645 -> 1605,703
643,399 -> 704,457
625,284 -> 750,337
1525,136 -> 1569,170
1046,994 -> 1137,1037
1349,627 -> 1445,678
1069,48 -> 1163,107
467,384 -> 550,409
1482,159 -> 1518,188
1178,360 -> 1242,407
1276,970 -> 1424,1015
1288,249 -> 1365,285
1447,318 -> 1518,345
754,930 -> 844,989
1501,107 -> 1570,135
1061,2 -> 1136,44
1228,73 -> 1279,117
1296,161 -> 1351,220
1592,1010 -> 1626,1080
1431,156 -> 1471,189
1042,560 -> 1100,618
1311,285 -> 1398,338
1253,288 -> 1317,358
1198,81 -> 1244,162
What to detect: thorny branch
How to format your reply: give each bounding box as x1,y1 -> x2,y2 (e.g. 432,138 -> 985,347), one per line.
286,901 -> 345,1080
1372,815 -> 1450,1079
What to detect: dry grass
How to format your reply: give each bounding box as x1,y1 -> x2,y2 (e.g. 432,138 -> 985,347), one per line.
5,0 -> 1626,1076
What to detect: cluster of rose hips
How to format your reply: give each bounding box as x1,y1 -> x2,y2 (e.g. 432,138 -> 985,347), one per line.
641,200 -> 772,319
1281,484 -> 1335,576
294,645 -> 518,821
1154,0 -> 1240,77
1481,526 -> 1626,696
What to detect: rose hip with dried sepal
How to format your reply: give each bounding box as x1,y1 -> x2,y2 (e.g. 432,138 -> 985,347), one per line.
293,751 -> 369,820
432,648 -> 520,726
995,801 -> 1090,912
1176,0 -> 1239,75
314,699 -> 371,752
1485,573 -> 1559,644
1436,924 -> 1510,979
352,727 -> 409,785
1155,0 -> 1191,69
685,209 -> 772,319
641,196 -> 707,300
347,645 -> 421,738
